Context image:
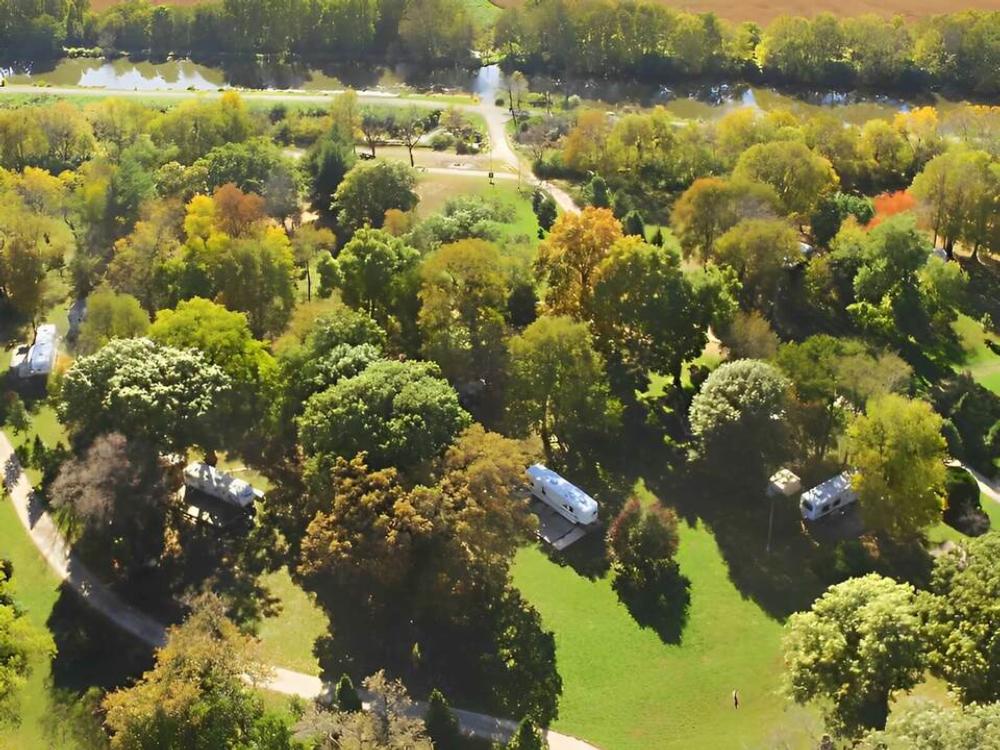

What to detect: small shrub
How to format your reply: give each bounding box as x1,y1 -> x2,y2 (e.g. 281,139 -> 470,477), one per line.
429,132 -> 454,151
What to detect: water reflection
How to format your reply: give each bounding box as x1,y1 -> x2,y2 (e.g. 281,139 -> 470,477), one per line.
0,57 -> 964,123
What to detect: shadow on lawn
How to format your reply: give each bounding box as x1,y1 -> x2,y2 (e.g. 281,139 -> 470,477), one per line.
612,563 -> 691,645
43,584 -> 155,748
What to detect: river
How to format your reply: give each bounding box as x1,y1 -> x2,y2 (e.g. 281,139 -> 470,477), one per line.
1,57 -> 971,124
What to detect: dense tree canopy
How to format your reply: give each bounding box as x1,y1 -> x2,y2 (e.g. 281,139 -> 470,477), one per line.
333,159 -> 419,232
783,574 -> 926,737
689,359 -> 790,475
298,358 -> 470,471
924,532 -> 1000,703
506,315 -> 622,465
847,394 -> 946,538
59,337 -> 231,452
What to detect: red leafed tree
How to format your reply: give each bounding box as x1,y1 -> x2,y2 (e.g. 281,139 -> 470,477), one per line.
868,190 -> 915,228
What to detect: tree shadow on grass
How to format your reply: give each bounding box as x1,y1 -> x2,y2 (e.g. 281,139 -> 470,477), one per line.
43,585 -> 156,748
611,563 -> 691,645
644,464 -> 830,620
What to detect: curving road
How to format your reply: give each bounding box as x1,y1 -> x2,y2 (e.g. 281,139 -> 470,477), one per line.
0,430 -> 597,749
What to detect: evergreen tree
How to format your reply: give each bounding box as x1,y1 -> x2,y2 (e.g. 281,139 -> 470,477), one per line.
587,174 -> 610,208
424,689 -> 461,749
622,209 -> 645,237
508,718 -> 546,750
650,227 -> 664,246
335,674 -> 363,712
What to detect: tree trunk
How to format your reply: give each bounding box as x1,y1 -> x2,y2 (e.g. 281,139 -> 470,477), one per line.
407,144 -> 415,167
305,261 -> 312,302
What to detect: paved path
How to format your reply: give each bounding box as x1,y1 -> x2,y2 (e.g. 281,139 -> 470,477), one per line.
0,430 -> 597,749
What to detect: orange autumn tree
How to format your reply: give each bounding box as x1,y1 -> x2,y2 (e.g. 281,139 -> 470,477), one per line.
868,190 -> 916,228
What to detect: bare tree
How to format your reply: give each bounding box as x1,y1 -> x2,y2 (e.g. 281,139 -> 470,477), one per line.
395,107 -> 426,168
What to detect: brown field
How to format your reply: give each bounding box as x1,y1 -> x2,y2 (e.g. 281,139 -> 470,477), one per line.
488,0 -> 1000,23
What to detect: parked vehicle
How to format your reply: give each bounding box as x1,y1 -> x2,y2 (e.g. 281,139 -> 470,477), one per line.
183,462 -> 262,509
526,464 -> 598,526
800,472 -> 857,521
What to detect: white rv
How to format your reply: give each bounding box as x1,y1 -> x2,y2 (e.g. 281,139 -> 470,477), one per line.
183,462 -> 263,509
15,324 -> 57,378
526,464 -> 598,526
800,472 -> 857,521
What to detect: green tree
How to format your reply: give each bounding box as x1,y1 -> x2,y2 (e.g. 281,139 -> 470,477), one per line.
712,218 -> 800,311
589,236 -> 726,388
670,177 -> 782,261
418,239 -> 509,386
733,140 -> 839,222
398,0 -> 474,65
335,674 -> 363,712
0,561 -> 55,725
291,224 -> 336,303
924,532 -> 1000,703
298,359 -> 470,471
506,315 -> 622,465
507,718 -> 547,750
858,699 -> 1000,750
304,131 -> 356,209
77,286 -> 149,354
333,160 -> 418,232
423,689 -> 461,750
782,574 -> 926,738
331,227 -> 420,326
149,297 -> 277,441
59,338 -> 231,452
5,394 -> 29,435
689,359 -> 790,475
847,394 -> 946,538
102,593 -> 290,749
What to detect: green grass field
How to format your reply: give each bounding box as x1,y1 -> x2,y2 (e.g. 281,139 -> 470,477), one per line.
256,567 -> 329,675
511,488 -> 820,750
415,172 -> 539,242
953,313 -> 1000,395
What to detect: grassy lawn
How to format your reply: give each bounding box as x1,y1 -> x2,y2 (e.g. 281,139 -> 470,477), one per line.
953,313 -> 1000,395
0,496 -> 70,749
415,172 -> 539,242
256,567 -> 329,675
511,487 -> 819,750
927,492 -> 1000,545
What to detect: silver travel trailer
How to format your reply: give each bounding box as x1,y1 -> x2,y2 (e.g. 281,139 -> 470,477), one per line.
183,462 -> 263,509
799,472 -> 858,521
526,464 -> 599,526
14,324 -> 57,378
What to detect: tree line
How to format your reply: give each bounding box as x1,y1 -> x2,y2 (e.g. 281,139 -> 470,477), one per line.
3,0 -> 1000,100
0,0 -> 477,65
497,2 -> 1000,97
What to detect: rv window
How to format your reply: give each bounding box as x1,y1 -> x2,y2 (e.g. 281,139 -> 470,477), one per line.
541,487 -> 546,495
833,498 -> 841,506
802,501 -> 813,511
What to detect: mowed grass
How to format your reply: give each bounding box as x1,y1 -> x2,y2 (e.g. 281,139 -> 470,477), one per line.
415,171 -> 540,241
953,314 -> 1000,396
0,497 -> 81,749
511,492 -> 819,750
255,567 -> 329,675
487,0 -> 1000,22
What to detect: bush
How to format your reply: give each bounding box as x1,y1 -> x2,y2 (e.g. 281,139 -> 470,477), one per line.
494,96 -> 506,106
943,466 -> 989,536
944,466 -> 981,517
430,132 -> 455,151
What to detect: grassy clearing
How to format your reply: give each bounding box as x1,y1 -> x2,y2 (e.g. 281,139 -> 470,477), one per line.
415,172 -> 539,241
255,567 -> 329,675
927,492 -> 1000,546
953,313 -> 1000,395
511,484 -> 819,750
